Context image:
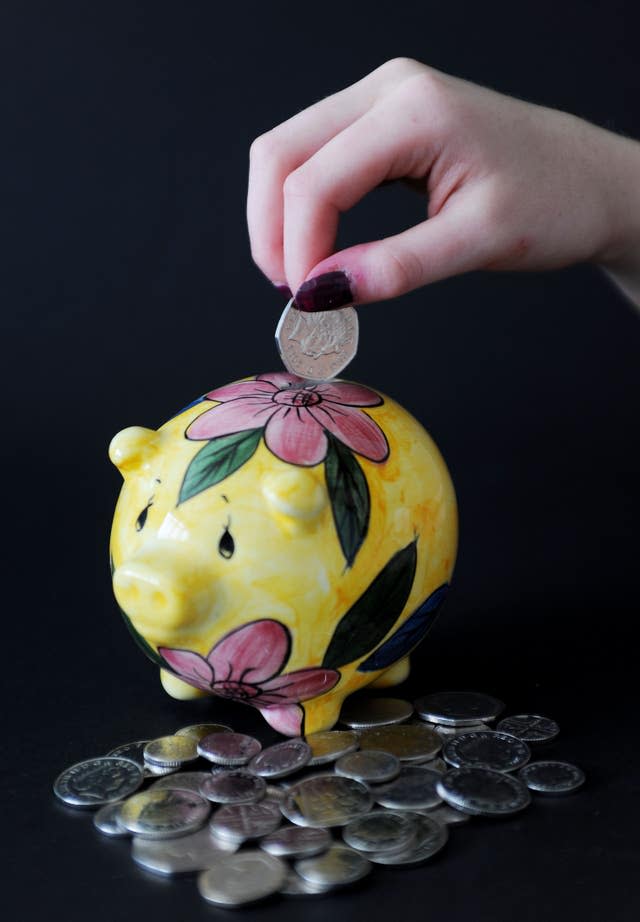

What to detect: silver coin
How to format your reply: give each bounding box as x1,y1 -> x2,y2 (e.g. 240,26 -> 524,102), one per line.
118,789 -> 210,838
264,785 -> 286,804
197,850 -> 287,907
275,298 -> 359,381
53,757 -> 144,808
150,771 -> 214,794
143,761 -> 179,777
415,691 -> 505,726
437,767 -> 531,816
280,869 -> 332,897
281,774 -> 372,828
424,803 -> 470,825
174,723 -> 233,741
443,731 -> 530,772
342,810 -> 418,854
339,697 -> 413,729
93,802 -> 129,837
248,739 -> 311,779
335,749 -> 401,784
305,730 -> 359,766
368,813 -> 448,866
357,724 -> 441,763
132,826 -> 233,875
518,761 -> 585,794
197,732 -> 261,766
294,844 -> 371,888
210,801 -> 283,843
373,766 -> 443,811
433,722 -> 491,738
260,825 -> 331,858
143,735 -> 199,768
107,740 -> 150,767
496,715 -> 560,743
199,769 -> 266,804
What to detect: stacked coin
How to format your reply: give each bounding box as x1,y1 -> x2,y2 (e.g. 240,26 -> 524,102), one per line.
53,692 -> 585,907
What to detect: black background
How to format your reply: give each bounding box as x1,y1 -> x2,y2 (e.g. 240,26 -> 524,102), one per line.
2,1 -> 639,920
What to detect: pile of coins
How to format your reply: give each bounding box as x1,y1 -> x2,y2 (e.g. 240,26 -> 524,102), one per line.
53,690 -> 585,907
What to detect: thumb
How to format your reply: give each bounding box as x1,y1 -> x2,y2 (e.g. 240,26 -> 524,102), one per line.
294,202 -> 494,310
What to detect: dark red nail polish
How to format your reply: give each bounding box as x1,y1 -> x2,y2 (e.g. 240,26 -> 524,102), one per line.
273,282 -> 293,300
294,271 -> 354,312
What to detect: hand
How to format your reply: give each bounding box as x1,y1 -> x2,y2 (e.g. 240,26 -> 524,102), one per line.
247,57 -> 640,310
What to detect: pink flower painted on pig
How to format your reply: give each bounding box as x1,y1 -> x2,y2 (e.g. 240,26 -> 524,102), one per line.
185,372 -> 388,466
159,619 -> 340,736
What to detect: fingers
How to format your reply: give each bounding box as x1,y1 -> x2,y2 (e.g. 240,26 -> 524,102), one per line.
247,58 -> 427,286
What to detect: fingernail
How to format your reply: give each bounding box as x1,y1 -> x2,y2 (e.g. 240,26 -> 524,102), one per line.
273,281 -> 293,300
294,270 -> 354,312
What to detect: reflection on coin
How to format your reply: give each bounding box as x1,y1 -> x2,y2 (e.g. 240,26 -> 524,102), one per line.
518,761 -> 585,794
339,697 -> 413,729
132,826 -> 232,875
343,810 -> 418,854
443,732 -> 530,772
305,730 -> 359,766
197,732 -> 261,766
53,757 -> 144,808
197,850 -> 287,907
118,789 -> 210,838
107,741 -> 150,767
358,724 -> 441,763
415,691 -> 505,726
424,803 -> 470,825
433,723 -> 491,738
496,715 -> 560,743
335,749 -> 401,784
294,844 -> 371,888
143,761 -> 179,777
143,736 -> 199,768
369,813 -> 448,866
93,802 -> 128,837
174,723 -> 233,741
210,801 -> 282,843
280,869 -> 332,897
260,825 -> 331,858
437,767 -> 531,816
199,770 -> 266,804
374,766 -> 442,811
427,758 -> 448,774
150,771 -> 214,794
248,739 -> 311,779
275,299 -> 359,381
282,775 -> 373,828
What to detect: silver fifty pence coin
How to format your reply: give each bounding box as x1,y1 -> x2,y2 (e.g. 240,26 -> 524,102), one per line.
118,789 -> 210,838
496,715 -> 560,743
342,810 -> 419,854
305,730 -> 359,766
518,761 -> 585,794
210,801 -> 283,843
294,844 -> 371,888
414,691 -> 505,726
199,769 -> 266,804
357,724 -> 441,763
197,732 -> 261,766
443,731 -> 531,773
93,802 -> 129,837
368,813 -> 448,866
373,765 -> 443,811
132,826 -> 233,875
197,850 -> 287,907
281,774 -> 373,828
143,736 -> 199,768
260,825 -> 331,858
335,749 -> 401,784
437,766 -> 531,816
248,739 -> 311,779
339,697 -> 413,729
275,298 -> 359,381
53,757 -> 144,808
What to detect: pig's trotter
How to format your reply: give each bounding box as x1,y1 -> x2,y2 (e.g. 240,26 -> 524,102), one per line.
160,668 -> 210,700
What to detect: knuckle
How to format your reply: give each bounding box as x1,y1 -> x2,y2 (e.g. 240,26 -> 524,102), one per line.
283,166 -> 316,199
379,56 -> 425,78
249,129 -> 280,163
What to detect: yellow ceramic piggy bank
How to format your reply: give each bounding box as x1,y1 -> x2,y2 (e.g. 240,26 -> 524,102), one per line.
109,372 -> 457,736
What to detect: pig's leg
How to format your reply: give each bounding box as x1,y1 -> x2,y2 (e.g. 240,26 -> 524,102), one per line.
367,656 -> 410,688
160,669 -> 210,700
303,695 -> 344,735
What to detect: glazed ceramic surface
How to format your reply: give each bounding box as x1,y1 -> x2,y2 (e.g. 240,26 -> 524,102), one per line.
109,373 -> 458,736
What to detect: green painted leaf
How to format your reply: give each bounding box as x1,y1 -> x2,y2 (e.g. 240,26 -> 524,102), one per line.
118,605 -> 167,669
179,428 -> 263,504
321,539 -> 418,670
325,435 -> 370,568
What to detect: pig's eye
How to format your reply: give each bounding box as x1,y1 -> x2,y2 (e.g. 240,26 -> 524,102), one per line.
135,502 -> 152,532
218,527 -> 235,559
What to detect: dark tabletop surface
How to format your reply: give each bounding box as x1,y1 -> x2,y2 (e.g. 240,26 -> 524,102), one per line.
3,1 -> 640,920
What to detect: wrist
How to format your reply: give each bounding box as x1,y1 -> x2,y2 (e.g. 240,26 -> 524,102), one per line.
591,129 -> 640,272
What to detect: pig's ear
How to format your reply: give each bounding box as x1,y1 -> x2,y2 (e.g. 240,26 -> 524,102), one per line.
262,469 -> 328,530
109,426 -> 159,474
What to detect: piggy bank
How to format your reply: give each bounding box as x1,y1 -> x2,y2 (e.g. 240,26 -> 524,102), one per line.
109,372 -> 457,736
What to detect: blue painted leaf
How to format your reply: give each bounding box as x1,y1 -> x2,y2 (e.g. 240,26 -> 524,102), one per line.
321,540 -> 417,670
357,583 -> 449,672
179,428 -> 262,504
324,434 -> 370,568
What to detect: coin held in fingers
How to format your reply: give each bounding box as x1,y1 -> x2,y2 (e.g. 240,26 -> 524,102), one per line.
275,298 -> 359,381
